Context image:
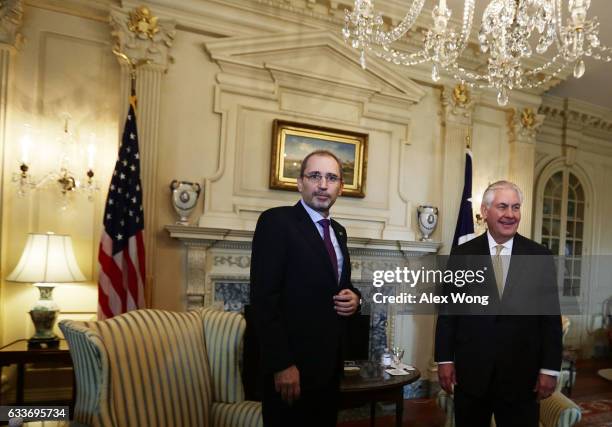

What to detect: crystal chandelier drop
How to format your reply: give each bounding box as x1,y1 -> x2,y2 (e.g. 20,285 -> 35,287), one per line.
343,0 -> 612,106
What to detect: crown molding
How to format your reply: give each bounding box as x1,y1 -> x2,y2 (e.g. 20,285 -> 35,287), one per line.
538,95 -> 612,157
24,0 -> 115,22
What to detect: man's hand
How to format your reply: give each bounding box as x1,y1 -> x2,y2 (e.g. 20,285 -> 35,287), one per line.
438,363 -> 457,394
334,289 -> 359,316
274,365 -> 301,404
534,373 -> 557,401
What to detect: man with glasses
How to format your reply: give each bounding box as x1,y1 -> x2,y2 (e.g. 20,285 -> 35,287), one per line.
250,150 -> 361,426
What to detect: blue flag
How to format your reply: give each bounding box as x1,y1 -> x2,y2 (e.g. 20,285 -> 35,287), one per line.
452,150 -> 475,247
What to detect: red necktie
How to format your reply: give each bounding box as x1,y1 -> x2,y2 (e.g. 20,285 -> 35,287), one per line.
318,219 -> 339,283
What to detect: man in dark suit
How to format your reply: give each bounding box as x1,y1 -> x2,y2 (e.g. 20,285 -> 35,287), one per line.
435,180 -> 562,427
250,150 -> 361,427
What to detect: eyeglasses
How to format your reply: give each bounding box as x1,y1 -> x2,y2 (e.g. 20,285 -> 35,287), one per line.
303,172 -> 341,184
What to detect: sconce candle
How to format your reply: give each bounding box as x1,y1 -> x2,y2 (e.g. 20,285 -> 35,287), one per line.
20,127 -> 32,165
87,141 -> 96,170
87,133 -> 96,170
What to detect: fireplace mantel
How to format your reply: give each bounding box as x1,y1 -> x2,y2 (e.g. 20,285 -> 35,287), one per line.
166,225 -> 441,256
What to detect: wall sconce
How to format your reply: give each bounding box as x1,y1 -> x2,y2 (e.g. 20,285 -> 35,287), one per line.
473,193 -> 486,230
13,116 -> 100,204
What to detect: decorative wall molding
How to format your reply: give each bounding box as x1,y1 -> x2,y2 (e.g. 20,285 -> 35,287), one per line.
199,30 -> 427,241
540,96 -> 612,137
440,83 -> 477,127
205,31 -> 426,106
0,0 -> 23,47
0,2 -> 23,332
23,0 -> 111,22
538,96 -> 612,157
110,5 -> 176,71
166,225 -> 440,255
507,107 -> 545,144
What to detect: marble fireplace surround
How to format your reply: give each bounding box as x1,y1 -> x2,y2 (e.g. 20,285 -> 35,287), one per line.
167,225 -> 440,363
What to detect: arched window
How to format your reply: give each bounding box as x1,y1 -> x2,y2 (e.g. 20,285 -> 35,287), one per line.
539,171 -> 585,296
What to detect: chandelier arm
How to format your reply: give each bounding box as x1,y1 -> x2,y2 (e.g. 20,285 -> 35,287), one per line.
444,63 -> 490,85
375,0 -> 426,44
371,45 -> 429,66
522,61 -> 572,89
445,55 -> 566,89
455,0 -> 476,54
523,52 -> 566,77
553,0 -> 565,50
591,45 -> 612,62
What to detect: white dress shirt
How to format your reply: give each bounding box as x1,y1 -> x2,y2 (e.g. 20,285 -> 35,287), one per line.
439,231 -> 559,377
300,199 -> 344,282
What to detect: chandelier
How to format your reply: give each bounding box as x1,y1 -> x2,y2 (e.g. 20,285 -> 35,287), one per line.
343,0 -> 611,106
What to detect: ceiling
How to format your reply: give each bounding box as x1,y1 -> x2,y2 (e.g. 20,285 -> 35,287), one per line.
440,0 -> 612,109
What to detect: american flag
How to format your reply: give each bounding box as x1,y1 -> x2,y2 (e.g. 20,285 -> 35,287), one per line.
97,100 -> 146,319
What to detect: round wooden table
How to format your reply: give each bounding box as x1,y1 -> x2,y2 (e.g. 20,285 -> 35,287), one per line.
340,361 -> 420,427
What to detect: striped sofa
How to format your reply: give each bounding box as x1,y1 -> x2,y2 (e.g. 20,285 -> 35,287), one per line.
436,371 -> 581,427
59,308 -> 262,427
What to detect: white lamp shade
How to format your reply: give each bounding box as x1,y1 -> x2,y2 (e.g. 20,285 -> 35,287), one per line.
6,232 -> 86,283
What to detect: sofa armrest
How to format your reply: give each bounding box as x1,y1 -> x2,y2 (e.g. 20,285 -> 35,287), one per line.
540,391 -> 582,427
59,320 -> 114,427
211,401 -> 262,427
201,308 -> 246,404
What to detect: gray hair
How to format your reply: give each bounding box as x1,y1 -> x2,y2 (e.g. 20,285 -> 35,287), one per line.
482,180 -> 524,208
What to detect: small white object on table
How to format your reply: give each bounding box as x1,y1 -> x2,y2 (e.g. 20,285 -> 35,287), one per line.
385,363 -> 416,376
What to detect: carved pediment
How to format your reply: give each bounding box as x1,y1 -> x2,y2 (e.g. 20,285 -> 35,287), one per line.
204,30 -> 426,105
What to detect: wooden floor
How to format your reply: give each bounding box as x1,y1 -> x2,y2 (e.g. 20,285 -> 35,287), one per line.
572,357 -> 612,400
338,398 -> 447,427
339,357 -> 612,427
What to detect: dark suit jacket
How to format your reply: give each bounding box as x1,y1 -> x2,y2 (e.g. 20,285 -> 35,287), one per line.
435,232 -> 562,400
250,201 -> 361,391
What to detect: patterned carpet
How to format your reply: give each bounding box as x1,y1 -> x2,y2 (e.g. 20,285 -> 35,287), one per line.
337,398 -> 445,427
339,396 -> 612,427
576,398 -> 612,427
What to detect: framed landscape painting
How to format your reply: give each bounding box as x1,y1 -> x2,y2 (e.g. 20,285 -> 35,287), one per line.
270,120 -> 368,198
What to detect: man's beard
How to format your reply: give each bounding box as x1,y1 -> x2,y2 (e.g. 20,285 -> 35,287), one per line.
311,192 -> 334,211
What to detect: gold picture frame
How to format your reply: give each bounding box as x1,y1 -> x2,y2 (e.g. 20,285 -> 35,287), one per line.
270,120 -> 368,198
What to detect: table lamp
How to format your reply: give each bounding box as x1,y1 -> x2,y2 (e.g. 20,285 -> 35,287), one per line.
6,232 -> 86,348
